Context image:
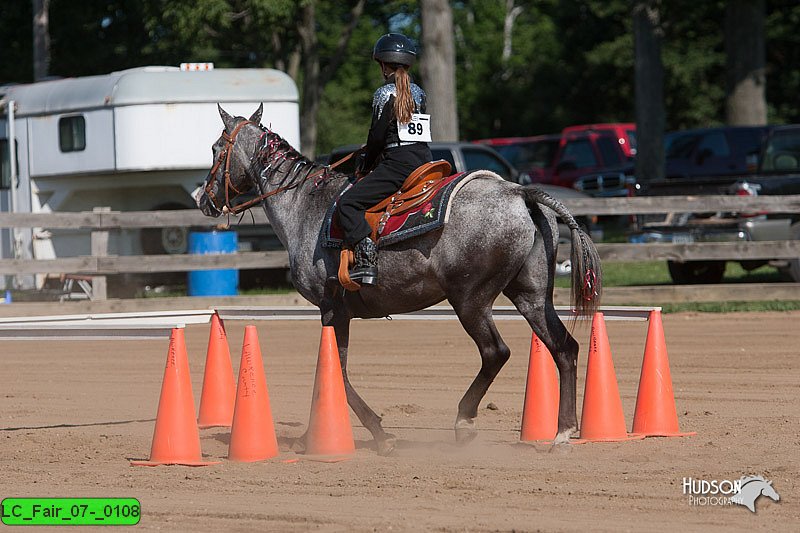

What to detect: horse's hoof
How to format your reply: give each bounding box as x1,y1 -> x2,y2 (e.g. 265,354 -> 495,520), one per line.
376,435 -> 396,456
549,441 -> 573,454
553,426 -> 577,445
291,432 -> 308,453
454,418 -> 477,445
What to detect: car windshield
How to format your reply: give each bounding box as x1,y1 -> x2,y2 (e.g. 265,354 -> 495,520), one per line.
462,148 -> 513,180
761,130 -> 800,171
665,133 -> 700,159
493,140 -> 559,171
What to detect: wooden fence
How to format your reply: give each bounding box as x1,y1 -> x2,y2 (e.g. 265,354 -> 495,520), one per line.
1,194 -> 799,301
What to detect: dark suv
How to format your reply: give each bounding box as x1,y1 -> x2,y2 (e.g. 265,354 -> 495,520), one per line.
662,126 -> 772,179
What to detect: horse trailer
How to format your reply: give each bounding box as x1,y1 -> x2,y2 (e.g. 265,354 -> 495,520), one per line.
1,66 -> 299,292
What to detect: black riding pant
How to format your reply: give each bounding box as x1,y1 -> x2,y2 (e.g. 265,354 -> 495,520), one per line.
338,143 -> 432,246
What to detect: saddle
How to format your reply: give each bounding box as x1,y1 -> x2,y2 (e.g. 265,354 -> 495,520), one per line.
339,159 -> 452,291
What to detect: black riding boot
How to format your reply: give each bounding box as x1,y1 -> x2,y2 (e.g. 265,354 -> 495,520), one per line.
349,237 -> 378,286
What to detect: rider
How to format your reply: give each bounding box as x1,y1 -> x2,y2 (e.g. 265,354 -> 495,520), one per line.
337,33 -> 432,286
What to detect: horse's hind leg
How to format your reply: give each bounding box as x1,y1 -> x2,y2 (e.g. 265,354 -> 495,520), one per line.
503,267 -> 580,443
450,302 -> 511,444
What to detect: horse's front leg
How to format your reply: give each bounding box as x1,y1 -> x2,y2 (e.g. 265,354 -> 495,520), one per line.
321,296 -> 396,456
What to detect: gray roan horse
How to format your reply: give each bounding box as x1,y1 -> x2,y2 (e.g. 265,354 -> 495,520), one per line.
196,105 -> 602,455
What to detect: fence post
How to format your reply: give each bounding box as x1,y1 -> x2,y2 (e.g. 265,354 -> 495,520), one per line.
91,207 -> 110,301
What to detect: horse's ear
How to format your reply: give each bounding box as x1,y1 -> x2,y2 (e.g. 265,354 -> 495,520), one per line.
248,103 -> 263,125
218,104 -> 236,132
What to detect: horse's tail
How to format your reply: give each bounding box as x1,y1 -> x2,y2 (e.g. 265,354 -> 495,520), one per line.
521,186 -> 602,319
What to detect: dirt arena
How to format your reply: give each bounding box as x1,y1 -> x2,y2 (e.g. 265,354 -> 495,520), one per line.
1,311 -> 797,531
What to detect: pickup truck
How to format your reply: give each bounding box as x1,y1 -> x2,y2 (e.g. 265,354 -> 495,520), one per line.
475,123 -> 636,188
631,125 -> 800,284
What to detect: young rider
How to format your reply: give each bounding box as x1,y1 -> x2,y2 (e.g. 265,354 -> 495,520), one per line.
337,33 -> 432,286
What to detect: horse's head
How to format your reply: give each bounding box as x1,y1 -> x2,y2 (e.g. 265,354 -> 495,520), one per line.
761,480 -> 780,502
195,104 -> 264,217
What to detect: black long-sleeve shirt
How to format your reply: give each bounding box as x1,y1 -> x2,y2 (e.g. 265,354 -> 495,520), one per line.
362,75 -> 427,172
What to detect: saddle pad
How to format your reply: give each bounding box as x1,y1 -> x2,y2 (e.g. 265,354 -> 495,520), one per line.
323,170 -> 495,248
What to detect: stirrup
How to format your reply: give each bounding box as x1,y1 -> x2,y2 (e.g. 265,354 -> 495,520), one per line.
349,265 -> 377,286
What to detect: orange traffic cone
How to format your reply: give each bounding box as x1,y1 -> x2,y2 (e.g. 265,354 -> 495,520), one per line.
520,332 -> 559,442
198,313 -> 236,428
132,328 -> 219,466
228,325 -> 279,462
304,326 -> 355,457
579,313 -> 644,442
632,310 -> 696,437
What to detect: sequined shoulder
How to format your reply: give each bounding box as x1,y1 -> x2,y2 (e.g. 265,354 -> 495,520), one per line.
372,84 -> 397,120
410,83 -> 426,113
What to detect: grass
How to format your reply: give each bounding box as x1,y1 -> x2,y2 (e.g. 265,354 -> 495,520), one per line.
555,260 -> 786,288
660,300 -> 800,312
554,260 -> 800,313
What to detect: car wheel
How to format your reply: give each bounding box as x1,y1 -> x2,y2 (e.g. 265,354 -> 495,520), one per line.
787,222 -> 800,283
667,260 -> 726,284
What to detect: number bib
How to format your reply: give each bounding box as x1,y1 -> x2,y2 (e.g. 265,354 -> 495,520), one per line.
398,113 -> 432,143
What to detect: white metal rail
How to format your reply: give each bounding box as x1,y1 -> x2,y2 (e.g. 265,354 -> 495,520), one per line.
213,305 -> 660,322
0,305 -> 659,340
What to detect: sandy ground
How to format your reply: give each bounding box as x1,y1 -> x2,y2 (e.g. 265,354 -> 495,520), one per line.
1,311 -> 798,532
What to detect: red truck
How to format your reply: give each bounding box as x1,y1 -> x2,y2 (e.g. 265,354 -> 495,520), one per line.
475,123 -> 636,187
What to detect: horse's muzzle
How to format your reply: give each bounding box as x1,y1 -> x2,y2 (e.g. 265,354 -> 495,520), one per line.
194,184 -> 222,218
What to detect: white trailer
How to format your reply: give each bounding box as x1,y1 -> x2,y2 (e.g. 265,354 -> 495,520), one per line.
0,66 -> 299,289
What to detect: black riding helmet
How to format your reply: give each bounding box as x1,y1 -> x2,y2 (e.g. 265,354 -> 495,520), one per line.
373,33 -> 417,67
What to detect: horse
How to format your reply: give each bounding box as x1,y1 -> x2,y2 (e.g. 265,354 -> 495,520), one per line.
730,476 -> 780,512
195,104 -> 602,455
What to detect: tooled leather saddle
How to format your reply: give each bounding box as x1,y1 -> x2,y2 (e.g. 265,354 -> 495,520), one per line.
336,160 -> 453,291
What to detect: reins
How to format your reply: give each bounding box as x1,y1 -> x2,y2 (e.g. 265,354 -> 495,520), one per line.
206,122 -> 359,216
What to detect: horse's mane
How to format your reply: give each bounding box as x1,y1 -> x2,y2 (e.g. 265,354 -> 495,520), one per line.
253,125 -> 346,194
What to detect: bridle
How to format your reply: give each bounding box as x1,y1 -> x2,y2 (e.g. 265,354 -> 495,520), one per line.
204,120 -> 257,215
204,120 -> 359,216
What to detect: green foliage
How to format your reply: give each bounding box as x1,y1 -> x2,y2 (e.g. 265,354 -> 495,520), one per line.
3,0 -> 800,150
766,1 -> 800,123
0,1 -> 33,83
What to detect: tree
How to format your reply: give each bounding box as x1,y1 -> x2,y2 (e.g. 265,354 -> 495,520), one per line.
765,0 -> 800,123
0,1 -> 33,84
297,0 -> 366,158
725,0 -> 766,125
420,0 -> 458,141
32,0 -> 50,81
633,1 -> 665,183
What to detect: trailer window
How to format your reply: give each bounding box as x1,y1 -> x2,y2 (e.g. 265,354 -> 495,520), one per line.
1,139 -> 17,189
59,115 -> 86,152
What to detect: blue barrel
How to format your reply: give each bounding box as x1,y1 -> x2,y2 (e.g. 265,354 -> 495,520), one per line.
187,230 -> 239,297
